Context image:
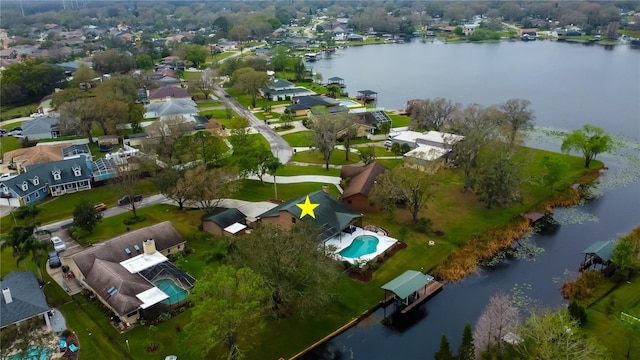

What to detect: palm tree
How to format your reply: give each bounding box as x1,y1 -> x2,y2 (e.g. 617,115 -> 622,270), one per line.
327,84 -> 341,98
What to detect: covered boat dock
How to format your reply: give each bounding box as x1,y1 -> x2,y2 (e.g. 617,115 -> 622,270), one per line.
381,270 -> 443,317
580,240 -> 615,272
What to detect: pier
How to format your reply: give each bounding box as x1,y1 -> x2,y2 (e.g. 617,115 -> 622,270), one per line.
381,269 -> 443,318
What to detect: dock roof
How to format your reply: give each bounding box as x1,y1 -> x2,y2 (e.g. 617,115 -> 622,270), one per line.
582,241 -> 615,262
381,270 -> 433,300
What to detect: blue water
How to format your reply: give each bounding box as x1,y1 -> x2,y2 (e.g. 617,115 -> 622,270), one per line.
339,235 -> 379,258
154,278 -> 188,305
7,345 -> 52,360
339,99 -> 360,107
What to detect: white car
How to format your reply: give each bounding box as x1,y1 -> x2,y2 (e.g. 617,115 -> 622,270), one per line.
0,173 -> 18,181
51,237 -> 66,252
30,113 -> 44,118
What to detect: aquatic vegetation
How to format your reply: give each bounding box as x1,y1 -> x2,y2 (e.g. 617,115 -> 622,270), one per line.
553,207 -> 600,225
511,283 -> 537,314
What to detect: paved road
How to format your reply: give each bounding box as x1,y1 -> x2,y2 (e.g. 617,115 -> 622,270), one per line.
212,85 -> 293,164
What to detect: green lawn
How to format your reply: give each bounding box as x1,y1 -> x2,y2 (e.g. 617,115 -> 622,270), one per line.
291,149 -> 360,165
282,131 -> 313,147
1,135 -> 22,157
0,179 -> 158,235
196,100 -> 221,108
232,179 -> 340,201
388,113 -> 411,127
275,165 -> 340,177
0,103 -> 39,121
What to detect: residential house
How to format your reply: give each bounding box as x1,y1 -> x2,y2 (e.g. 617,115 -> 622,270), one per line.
55,60 -> 93,76
21,116 -> 60,140
36,96 -> 55,116
347,34 -> 364,42
202,208 -> 248,237
0,271 -> 51,329
284,36 -> 311,50
260,78 -> 315,101
257,189 -> 363,240
254,47 -> 271,56
0,158 -> 92,206
65,222 -> 191,325
217,38 -> 238,51
340,162 -> 387,212
398,131 -> 465,168
148,87 -> 192,103
350,109 -> 393,135
143,99 -> 199,120
463,23 -> 479,36
3,143 -> 68,169
287,95 -> 340,116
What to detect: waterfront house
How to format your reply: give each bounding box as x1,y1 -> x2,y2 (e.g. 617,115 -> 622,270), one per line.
340,162 -> 387,212
257,189 -> 362,240
287,95 -> 340,116
260,78 -> 315,101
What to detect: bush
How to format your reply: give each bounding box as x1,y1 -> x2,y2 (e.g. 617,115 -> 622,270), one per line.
68,226 -> 89,241
158,312 -> 171,322
414,217 -> 433,233
567,300 -> 587,326
123,216 -> 146,225
561,271 -> 603,299
60,329 -> 73,337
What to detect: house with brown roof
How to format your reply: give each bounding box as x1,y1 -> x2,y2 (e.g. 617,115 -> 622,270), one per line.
65,222 -> 190,325
3,143 -> 69,169
148,87 -> 192,103
340,162 -> 387,212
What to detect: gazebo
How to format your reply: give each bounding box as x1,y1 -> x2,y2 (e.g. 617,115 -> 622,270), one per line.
356,90 -> 377,103
580,240 -> 614,272
327,77 -> 345,88
381,270 -> 442,317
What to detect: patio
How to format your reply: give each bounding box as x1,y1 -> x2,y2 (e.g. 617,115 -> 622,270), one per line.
325,227 -> 398,265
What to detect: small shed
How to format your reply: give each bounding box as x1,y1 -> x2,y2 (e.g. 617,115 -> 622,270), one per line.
580,240 -> 615,272
202,208 -> 247,237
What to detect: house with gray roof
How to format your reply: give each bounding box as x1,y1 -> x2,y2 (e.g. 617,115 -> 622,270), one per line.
287,95 -> 340,116
1,271 -> 50,329
202,208 -> 247,237
260,78 -> 315,101
0,158 -> 92,206
143,99 -> 199,120
21,116 -> 60,141
65,222 -> 190,324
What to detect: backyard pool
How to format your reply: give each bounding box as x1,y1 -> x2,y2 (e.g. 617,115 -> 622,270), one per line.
338,99 -> 362,108
155,278 -> 188,305
339,235 -> 379,259
7,345 -> 52,360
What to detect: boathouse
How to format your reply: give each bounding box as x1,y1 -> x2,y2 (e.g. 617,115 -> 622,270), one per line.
381,270 -> 442,317
356,90 -> 377,103
580,240 -> 614,272
327,77 -> 345,88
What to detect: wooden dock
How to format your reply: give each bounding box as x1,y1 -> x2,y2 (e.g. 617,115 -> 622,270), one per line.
400,280 -> 443,314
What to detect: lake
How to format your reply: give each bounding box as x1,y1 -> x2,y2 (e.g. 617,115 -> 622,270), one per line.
302,40 -> 640,359
313,40 -> 640,140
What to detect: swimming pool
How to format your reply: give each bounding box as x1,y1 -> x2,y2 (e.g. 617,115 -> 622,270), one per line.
339,99 -> 361,107
7,345 -> 52,360
155,278 -> 188,305
339,235 -> 380,259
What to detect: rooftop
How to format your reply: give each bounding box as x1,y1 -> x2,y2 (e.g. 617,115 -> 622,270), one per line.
0,271 -> 49,328
381,270 -> 434,300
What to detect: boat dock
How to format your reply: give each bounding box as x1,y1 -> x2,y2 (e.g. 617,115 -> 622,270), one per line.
400,280 -> 443,314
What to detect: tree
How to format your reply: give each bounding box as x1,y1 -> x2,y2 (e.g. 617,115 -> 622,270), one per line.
93,49 -> 135,74
280,110 -> 293,129
176,130 -> 225,165
51,88 -> 90,108
358,145 -> 377,165
326,84 -> 342,98
184,165 -> 240,214
500,99 -> 536,145
561,124 -> 613,168
612,236 -> 637,274
410,98 -> 460,131
270,45 -> 289,72
0,59 -> 65,105
58,97 -> 128,141
72,199 -> 103,233
230,133 -> 278,183
310,110 -> 341,170
473,292 -> 520,357
370,163 -> 442,222
94,75 -> 138,103
135,54 -> 154,70
449,104 -> 500,192
144,115 -> 195,163
12,204 -> 41,227
475,143 -> 522,209
192,68 -> 216,99
434,334 -> 455,360
153,166 -> 190,210
541,155 -> 569,193
1,225 -> 37,267
292,57 -> 307,81
458,322 -> 476,360
567,300 -> 588,327
179,43 -> 209,68
232,223 -> 341,318
70,64 -> 97,90
378,121 -> 391,136
180,266 -> 272,360
265,157 -> 282,200
514,309 -> 606,360
231,67 -> 270,108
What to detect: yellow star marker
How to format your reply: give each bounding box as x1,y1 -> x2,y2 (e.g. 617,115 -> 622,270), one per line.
296,195 -> 319,219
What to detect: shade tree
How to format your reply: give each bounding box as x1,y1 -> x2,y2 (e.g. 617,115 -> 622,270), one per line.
473,292 -> 520,358
409,97 -> 460,131
183,165 -> 240,214
499,98 -> 536,145
231,67 -> 270,108
474,143 -> 523,209
72,199 -> 103,233
561,124 -> 613,168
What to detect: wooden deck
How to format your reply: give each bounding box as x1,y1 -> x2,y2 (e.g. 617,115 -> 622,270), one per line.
400,280 -> 443,314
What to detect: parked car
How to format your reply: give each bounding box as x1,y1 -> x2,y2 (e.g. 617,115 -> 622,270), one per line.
117,194 -> 143,206
0,129 -> 6,136
0,173 -> 18,181
94,203 -> 107,212
30,113 -> 44,118
8,127 -> 22,136
51,236 -> 66,252
384,140 -> 393,147
48,251 -> 62,268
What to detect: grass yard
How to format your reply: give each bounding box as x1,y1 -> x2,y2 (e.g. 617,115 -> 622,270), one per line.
0,179 -> 158,235
388,113 -> 411,127
196,100 -> 222,108
233,179 -> 340,202
291,149 -> 360,165
275,165 -> 340,177
0,103 -> 39,121
1,135 -> 22,155
282,131 -> 313,147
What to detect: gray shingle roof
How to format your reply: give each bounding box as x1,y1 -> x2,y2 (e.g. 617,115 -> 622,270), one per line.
1,158 -> 91,198
203,208 -> 246,229
1,271 -> 49,328
21,116 -> 59,137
